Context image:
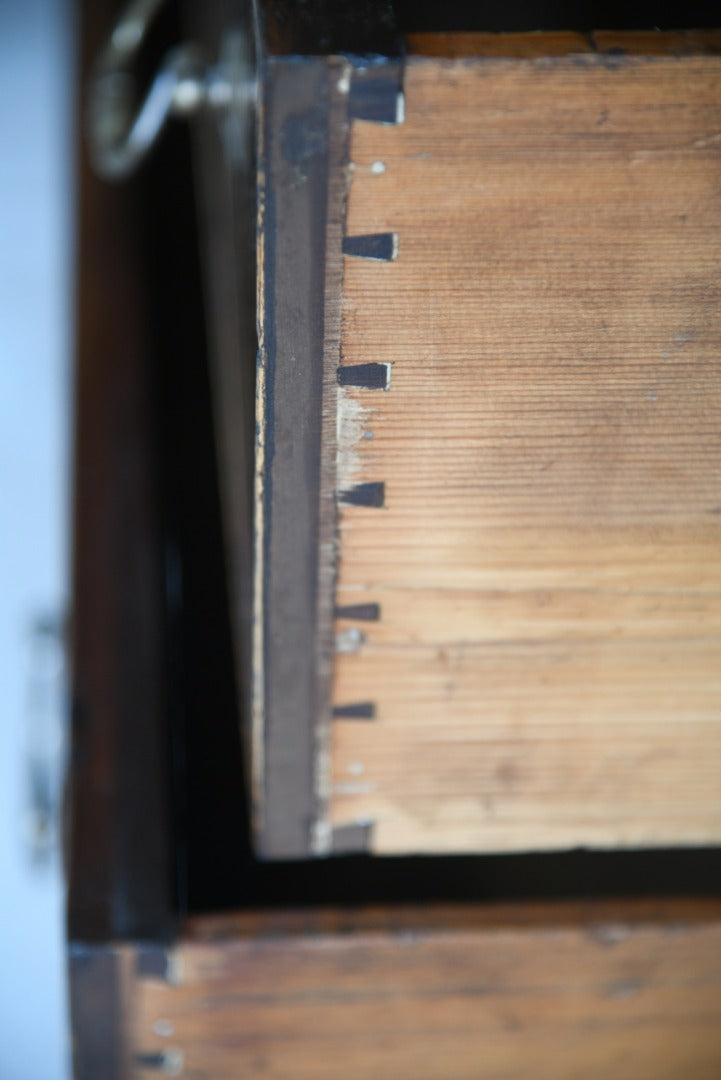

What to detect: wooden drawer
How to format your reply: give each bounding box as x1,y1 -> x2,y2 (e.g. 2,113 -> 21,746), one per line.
72,901 -> 721,1080
69,4 -> 721,1076
226,29 -> 721,858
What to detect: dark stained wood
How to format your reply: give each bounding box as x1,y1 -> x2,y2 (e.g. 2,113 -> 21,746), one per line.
253,56 -> 353,858
406,29 -> 721,56
394,0 -> 721,34
69,946 -> 127,1080
182,0 -> 257,825
69,943 -> 128,1080
68,0 -> 174,939
255,0 -> 401,57
183,896 -> 721,938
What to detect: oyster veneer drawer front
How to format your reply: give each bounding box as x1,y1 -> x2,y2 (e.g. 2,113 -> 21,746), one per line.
243,31 -> 721,858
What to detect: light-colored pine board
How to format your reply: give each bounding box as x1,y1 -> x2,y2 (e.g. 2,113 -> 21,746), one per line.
330,54 -> 721,854
116,902 -> 721,1079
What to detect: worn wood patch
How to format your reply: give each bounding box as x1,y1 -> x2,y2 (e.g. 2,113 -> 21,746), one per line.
329,49 -> 721,854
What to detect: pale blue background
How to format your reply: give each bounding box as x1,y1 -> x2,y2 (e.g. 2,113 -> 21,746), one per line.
0,0 -> 73,1076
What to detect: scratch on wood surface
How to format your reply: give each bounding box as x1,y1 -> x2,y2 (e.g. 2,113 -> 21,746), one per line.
335,627 -> 366,653
332,782 -> 377,796
337,388 -> 373,490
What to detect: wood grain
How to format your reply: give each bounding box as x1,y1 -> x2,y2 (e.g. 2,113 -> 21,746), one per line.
101,901 -> 721,1079
330,52 -> 721,853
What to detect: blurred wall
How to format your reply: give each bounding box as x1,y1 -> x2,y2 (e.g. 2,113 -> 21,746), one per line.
0,0 -> 73,1076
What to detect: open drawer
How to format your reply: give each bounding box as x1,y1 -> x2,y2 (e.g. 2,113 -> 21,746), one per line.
202,18 -> 721,857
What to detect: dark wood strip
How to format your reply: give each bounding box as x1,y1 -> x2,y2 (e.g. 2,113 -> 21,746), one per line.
68,0 -> 173,940
257,58 -> 351,858
70,945 -> 128,1080
256,0 -> 401,56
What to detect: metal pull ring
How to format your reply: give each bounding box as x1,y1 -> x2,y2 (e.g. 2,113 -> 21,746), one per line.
87,0 -> 255,180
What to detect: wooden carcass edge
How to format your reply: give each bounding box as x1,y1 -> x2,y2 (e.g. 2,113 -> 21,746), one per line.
254,53 -> 403,858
